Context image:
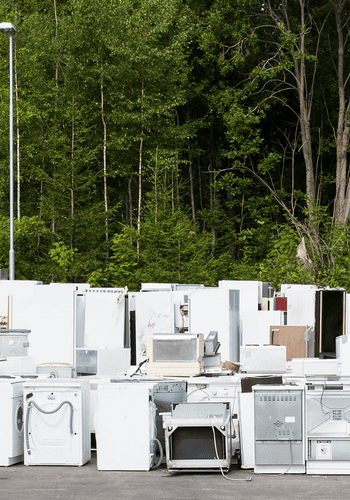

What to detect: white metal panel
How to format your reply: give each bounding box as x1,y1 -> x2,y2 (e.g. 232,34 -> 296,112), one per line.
240,345 -> 286,373
239,392 -> 255,468
219,280 -> 260,312
141,283 -> 174,291
346,295 -> 350,336
0,356 -> 36,375
96,382 -> 157,470
83,288 -> 126,348
23,379 -> 90,466
241,310 -> 283,345
290,358 -> 339,376
279,284 -> 317,327
0,379 -> 24,466
336,335 -> 350,374
0,280 -> 42,326
132,291 -> 174,365
11,284 -> 77,365
189,288 -> 240,363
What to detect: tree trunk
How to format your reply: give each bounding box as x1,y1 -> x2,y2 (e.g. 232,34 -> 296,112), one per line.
188,139 -> 196,223
101,68 -> 109,261
128,176 -> 133,226
332,0 -> 350,223
278,0 -> 316,210
137,74 -> 144,259
70,108 -> 74,251
52,0 -> 59,234
175,111 -> 180,207
154,147 -> 158,223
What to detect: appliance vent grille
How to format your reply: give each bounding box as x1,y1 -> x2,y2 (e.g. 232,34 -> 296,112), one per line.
332,409 -> 342,421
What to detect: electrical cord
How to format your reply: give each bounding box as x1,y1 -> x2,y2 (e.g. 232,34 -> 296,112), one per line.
25,400 -> 74,455
320,384 -> 330,415
151,438 -> 164,469
209,414 -> 252,482
188,386 -> 210,401
130,358 -> 148,377
273,439 -> 294,476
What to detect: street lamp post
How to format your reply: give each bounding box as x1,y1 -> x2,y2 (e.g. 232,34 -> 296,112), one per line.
0,22 -> 16,280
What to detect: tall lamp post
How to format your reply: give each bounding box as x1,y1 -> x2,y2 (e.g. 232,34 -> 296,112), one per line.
0,22 -> 16,280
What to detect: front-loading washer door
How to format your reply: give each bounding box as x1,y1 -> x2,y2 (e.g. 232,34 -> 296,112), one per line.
12,396 -> 24,457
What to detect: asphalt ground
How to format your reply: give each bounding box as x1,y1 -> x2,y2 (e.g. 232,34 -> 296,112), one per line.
1,453 -> 350,500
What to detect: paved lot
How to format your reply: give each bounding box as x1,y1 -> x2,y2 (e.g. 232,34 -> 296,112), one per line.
1,454 -> 350,500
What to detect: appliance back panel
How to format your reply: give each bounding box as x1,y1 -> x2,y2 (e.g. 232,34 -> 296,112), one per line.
255,390 -> 303,441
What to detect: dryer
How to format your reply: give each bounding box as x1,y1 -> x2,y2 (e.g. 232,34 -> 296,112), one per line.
23,379 -> 90,466
0,377 -> 24,466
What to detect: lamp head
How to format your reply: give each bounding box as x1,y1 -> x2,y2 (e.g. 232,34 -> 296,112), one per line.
0,22 -> 16,35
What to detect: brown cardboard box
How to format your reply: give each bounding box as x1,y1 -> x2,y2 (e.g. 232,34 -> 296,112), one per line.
270,325 -> 314,360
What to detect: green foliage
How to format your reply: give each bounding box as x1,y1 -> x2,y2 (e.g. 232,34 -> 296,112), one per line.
0,0 -> 348,292
108,194 -> 225,291
48,242 -> 76,283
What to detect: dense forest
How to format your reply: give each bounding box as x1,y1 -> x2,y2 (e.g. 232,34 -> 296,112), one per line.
0,0 -> 350,291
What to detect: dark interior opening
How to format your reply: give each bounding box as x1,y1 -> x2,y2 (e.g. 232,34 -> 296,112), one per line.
170,426 -> 225,460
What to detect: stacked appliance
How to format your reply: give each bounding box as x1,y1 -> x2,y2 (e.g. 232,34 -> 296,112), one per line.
306,376 -> 350,474
163,402 -> 232,472
187,375 -> 241,462
239,376 -> 283,469
253,384 -> 306,474
336,335 -> 350,374
0,329 -> 36,376
0,377 -> 24,466
146,333 -> 204,377
95,380 -> 159,470
75,347 -> 130,376
23,378 -> 90,466
240,345 -> 286,374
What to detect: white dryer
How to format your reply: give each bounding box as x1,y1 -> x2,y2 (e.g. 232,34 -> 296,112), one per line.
0,377 -> 24,466
23,379 -> 90,466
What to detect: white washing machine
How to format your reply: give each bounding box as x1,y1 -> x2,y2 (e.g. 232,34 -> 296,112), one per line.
0,377 -> 24,466
96,381 -> 157,470
23,379 -> 90,466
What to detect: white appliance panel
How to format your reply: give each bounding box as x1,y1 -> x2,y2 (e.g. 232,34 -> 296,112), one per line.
11,284 -> 85,365
219,280 -> 260,311
23,379 -> 90,466
96,382 -> 157,471
240,345 -> 286,373
240,310 -> 283,345
189,288 -> 240,363
83,288 -> 126,349
132,291 -> 174,365
0,379 -> 24,466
